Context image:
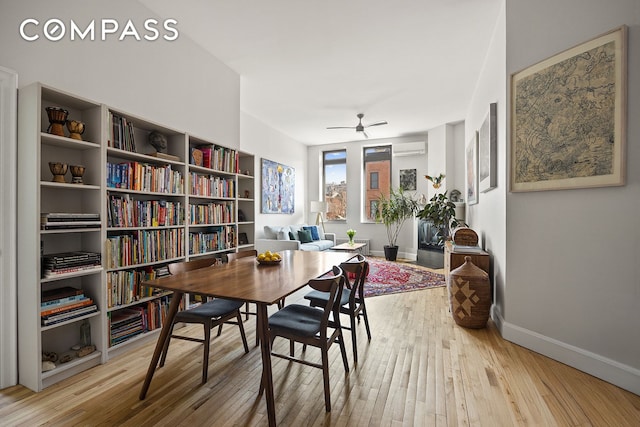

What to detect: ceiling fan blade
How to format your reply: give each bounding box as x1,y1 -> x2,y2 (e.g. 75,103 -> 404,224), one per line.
362,130 -> 369,139
327,126 -> 356,130
364,121 -> 388,128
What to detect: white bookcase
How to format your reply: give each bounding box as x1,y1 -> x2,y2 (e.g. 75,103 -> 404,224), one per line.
17,82 -> 255,391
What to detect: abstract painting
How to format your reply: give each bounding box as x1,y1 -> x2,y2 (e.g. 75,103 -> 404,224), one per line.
510,26 -> 627,192
399,169 -> 417,191
261,158 -> 295,214
466,132 -> 478,205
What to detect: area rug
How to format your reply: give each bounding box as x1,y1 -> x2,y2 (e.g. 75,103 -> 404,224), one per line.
363,257 -> 445,298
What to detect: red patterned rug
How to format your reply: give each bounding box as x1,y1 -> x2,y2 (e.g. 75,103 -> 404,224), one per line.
364,257 -> 445,298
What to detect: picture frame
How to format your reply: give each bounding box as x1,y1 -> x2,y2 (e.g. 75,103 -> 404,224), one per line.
510,26 -> 627,192
479,102 -> 497,193
399,168 -> 417,191
261,158 -> 295,214
466,132 -> 478,205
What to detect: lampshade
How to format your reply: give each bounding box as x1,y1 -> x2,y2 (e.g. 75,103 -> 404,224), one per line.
310,201 -> 327,213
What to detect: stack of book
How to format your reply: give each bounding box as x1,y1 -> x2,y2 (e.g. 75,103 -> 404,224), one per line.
41,213 -> 100,230
41,287 -> 97,326
42,251 -> 102,278
109,308 -> 145,346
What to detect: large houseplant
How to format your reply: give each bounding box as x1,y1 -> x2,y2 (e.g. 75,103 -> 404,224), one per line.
417,173 -> 463,245
375,187 -> 419,261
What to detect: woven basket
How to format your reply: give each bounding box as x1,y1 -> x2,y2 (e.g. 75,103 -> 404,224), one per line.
448,256 -> 490,328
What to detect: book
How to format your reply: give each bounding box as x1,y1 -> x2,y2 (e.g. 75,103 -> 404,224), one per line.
146,152 -> 180,161
41,293 -> 86,308
40,298 -> 93,316
41,305 -> 98,326
42,286 -> 84,302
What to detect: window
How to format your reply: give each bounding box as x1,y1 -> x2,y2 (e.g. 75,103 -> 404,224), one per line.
370,172 -> 379,189
323,150 -> 346,220
363,145 -> 391,220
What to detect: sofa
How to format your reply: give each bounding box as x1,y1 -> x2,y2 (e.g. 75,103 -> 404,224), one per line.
255,224 -> 336,253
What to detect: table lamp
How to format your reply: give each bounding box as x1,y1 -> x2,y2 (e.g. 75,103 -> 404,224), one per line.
310,200 -> 327,233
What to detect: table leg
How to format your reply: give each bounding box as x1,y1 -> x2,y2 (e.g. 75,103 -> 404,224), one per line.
257,303 -> 276,426
139,291 -> 184,400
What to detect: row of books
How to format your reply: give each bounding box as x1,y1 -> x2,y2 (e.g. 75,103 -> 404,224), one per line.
109,296 -> 173,346
42,251 -> 102,278
105,229 -> 185,269
107,194 -> 184,228
189,202 -> 234,225
40,212 -> 101,230
188,173 -> 235,198
106,265 -> 170,308
108,112 -> 136,152
190,145 -> 239,173
107,161 -> 184,194
189,226 -> 236,255
41,286 -> 97,326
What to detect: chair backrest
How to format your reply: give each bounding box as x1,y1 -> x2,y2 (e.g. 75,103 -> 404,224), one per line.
226,249 -> 258,262
339,254 -> 368,304
308,265 -> 344,333
168,256 -> 218,275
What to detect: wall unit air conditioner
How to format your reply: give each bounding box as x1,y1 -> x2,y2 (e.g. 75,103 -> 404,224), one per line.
393,141 -> 425,157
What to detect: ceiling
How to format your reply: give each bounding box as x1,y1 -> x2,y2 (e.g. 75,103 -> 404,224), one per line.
141,0 -> 502,145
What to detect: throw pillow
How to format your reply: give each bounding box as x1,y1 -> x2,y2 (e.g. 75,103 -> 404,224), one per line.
277,230 -> 290,240
263,225 -> 281,239
304,225 -> 320,241
298,229 -> 313,243
289,231 -> 296,240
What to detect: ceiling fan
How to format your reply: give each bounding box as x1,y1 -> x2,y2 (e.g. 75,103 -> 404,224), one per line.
327,113 -> 388,139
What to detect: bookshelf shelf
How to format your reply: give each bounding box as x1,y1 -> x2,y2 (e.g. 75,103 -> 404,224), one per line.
41,350 -> 102,380
18,82 -> 255,392
40,310 -> 102,332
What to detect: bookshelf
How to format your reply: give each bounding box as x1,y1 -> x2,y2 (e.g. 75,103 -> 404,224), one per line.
17,83 -> 255,391
18,83 -> 105,391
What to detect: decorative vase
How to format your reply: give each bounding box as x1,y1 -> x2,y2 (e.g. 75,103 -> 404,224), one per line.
66,119 -> 85,140
45,107 -> 68,137
448,256 -> 490,328
70,165 -> 86,184
48,162 -> 68,183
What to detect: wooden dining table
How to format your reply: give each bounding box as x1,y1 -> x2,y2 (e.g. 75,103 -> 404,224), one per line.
138,249 -> 357,426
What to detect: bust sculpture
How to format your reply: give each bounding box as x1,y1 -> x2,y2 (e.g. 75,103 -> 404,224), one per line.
148,131 -> 167,153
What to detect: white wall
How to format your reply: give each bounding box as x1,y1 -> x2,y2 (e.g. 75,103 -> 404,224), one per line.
503,0 -> 640,394
240,111 -> 308,234
465,2 -> 507,316
0,1 -> 240,147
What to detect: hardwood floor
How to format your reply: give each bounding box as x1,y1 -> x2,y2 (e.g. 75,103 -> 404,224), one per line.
1,285 -> 639,426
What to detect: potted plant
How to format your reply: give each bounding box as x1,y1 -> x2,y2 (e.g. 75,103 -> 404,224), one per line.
417,173 -> 464,245
374,187 -> 419,261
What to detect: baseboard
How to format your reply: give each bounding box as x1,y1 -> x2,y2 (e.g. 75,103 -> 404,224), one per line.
369,250 -> 417,261
492,305 -> 640,396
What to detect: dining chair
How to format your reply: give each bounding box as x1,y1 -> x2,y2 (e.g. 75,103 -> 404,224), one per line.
265,265 -> 349,412
159,256 -> 249,383
304,254 -> 371,364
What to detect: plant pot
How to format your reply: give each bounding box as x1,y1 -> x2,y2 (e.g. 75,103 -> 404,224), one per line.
383,245 -> 399,261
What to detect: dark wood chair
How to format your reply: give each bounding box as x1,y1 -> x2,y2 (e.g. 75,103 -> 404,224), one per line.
265,265 -> 349,412
304,254 -> 371,364
159,257 -> 249,383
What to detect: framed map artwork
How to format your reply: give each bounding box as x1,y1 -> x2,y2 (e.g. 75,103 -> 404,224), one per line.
261,158 -> 295,214
510,26 -> 627,192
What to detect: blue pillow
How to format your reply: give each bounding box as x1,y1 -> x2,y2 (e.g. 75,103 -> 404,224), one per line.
304,225 -> 320,241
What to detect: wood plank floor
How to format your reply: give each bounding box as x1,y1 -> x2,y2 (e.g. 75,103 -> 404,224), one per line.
1,285 -> 639,426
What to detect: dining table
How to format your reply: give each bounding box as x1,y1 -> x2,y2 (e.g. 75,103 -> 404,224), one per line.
138,249 -> 357,426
